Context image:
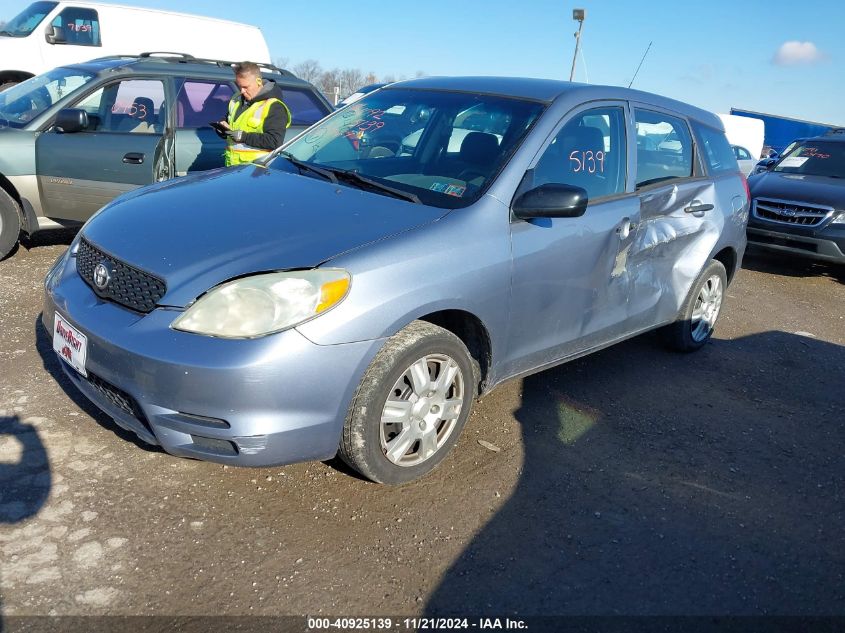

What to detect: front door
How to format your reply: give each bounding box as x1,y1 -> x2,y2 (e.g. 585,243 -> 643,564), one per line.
505,103 -> 638,377
35,78 -> 171,222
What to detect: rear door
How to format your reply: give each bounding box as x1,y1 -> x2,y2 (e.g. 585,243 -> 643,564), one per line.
172,78 -> 233,174
626,105 -> 722,330
35,78 -> 171,222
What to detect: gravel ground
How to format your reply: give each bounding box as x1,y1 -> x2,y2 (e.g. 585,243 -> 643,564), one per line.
1,233 -> 843,621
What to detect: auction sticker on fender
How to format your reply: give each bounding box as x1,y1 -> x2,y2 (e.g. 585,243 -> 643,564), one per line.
53,312 -> 88,377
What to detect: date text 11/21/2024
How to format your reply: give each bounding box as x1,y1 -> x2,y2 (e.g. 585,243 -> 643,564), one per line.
306,617 -> 529,630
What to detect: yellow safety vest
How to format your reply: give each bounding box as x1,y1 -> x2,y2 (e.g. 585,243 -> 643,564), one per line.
224,96 -> 291,167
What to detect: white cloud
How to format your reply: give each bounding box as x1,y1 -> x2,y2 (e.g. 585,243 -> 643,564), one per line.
772,41 -> 826,66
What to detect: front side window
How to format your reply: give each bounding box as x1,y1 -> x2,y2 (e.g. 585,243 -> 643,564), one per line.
273,88 -> 545,209
694,123 -> 739,174
0,66 -> 94,128
0,1 -> 57,38
50,7 -> 100,46
773,141 -> 845,178
634,109 -> 693,187
74,79 -> 165,134
533,106 -> 627,200
175,80 -> 234,129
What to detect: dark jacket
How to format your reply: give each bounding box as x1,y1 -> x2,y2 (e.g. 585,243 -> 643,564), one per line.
229,80 -> 290,150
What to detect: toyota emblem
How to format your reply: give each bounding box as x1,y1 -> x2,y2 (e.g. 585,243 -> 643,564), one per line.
93,262 -> 112,290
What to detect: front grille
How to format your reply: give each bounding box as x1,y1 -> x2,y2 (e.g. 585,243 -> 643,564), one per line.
84,371 -> 151,431
77,238 -> 166,313
753,198 -> 832,226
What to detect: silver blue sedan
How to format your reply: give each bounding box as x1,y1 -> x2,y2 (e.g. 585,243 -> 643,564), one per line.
44,77 -> 748,483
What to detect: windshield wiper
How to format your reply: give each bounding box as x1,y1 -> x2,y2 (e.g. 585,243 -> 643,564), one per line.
325,168 -> 422,204
277,151 -> 337,184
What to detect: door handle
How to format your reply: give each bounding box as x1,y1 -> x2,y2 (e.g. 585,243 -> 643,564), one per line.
684,201 -> 714,215
123,152 -> 145,164
615,218 -> 634,239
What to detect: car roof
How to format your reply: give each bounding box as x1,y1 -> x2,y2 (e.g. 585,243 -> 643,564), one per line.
66,54 -> 316,89
387,76 -> 722,127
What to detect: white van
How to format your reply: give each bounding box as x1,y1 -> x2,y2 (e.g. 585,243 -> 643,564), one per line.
718,113 -> 765,175
0,1 -> 271,89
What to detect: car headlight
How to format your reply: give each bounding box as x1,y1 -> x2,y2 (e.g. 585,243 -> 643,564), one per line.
171,269 -> 351,339
832,212 -> 845,224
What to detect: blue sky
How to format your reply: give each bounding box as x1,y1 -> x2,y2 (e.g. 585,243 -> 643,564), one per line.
3,0 -> 843,124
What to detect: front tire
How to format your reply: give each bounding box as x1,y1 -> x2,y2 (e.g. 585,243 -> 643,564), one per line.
339,321 -> 476,484
661,259 -> 727,352
0,188 -> 22,261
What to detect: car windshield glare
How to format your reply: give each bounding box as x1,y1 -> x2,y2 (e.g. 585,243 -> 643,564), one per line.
0,1 -> 58,37
0,66 -> 95,128
272,88 -> 546,208
773,141 -> 845,178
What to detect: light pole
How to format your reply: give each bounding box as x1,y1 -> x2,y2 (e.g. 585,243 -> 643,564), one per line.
569,8 -> 585,82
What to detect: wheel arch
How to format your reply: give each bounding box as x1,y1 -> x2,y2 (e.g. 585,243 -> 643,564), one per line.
417,309 -> 492,395
712,246 -> 738,285
0,71 -> 34,86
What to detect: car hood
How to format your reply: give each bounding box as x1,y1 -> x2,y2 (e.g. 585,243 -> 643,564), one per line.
81,166 -> 448,307
749,172 -> 845,210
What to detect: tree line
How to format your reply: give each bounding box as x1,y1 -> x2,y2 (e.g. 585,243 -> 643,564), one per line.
275,58 -> 425,103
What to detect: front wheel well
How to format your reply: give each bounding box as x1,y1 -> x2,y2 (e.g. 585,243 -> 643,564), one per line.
0,71 -> 34,86
418,310 -> 492,395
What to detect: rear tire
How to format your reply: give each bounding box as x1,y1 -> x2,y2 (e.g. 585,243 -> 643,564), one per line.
661,260 -> 727,352
338,321 -> 476,485
0,188 -> 22,261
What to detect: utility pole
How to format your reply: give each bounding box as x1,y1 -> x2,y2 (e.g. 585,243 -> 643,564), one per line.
569,8 -> 586,82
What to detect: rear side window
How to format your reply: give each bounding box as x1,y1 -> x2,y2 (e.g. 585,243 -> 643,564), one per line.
634,109 -> 693,188
280,87 -> 330,126
695,123 -> 740,174
50,7 -> 100,46
175,81 -> 234,129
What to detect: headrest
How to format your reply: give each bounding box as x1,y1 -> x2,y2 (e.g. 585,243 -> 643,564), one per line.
132,97 -> 155,122
459,131 -> 499,165
563,125 -> 604,152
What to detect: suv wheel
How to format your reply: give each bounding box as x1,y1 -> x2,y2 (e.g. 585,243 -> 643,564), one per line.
661,259 -> 727,352
338,321 -> 476,484
0,188 -> 22,260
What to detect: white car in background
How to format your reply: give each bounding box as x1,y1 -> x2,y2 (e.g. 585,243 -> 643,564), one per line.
732,145 -> 756,175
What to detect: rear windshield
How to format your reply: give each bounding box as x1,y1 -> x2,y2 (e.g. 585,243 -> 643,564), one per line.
773,141 -> 845,179
0,1 -> 57,38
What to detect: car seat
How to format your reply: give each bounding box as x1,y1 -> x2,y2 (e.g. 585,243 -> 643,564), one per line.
119,97 -> 156,133
457,131 -> 499,181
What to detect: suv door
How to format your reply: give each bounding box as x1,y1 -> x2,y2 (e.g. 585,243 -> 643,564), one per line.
173,78 -> 234,174
35,78 -> 172,222
505,103 -> 639,376
627,105 -> 718,330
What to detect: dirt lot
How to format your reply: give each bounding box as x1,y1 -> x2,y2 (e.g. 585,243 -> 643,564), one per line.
1,232 -> 843,622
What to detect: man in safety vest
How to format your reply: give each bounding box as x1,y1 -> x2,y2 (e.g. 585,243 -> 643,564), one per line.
216,61 -> 291,166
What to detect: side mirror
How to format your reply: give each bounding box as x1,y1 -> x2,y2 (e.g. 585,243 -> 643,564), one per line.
45,26 -> 66,45
54,109 -> 89,133
765,158 -> 777,171
512,183 -> 588,220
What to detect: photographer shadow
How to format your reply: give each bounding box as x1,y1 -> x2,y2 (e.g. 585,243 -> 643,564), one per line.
426,330 -> 845,616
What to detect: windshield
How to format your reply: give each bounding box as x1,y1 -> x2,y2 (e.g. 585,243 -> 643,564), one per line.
773,141 -> 845,178
0,1 -> 57,37
0,67 -> 95,129
271,88 -> 546,208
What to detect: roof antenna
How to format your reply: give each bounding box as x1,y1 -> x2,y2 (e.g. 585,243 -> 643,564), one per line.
628,41 -> 652,88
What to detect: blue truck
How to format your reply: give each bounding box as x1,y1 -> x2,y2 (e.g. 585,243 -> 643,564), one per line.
730,108 -> 840,156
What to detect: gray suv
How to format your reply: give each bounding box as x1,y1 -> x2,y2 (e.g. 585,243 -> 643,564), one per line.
0,53 -> 332,258
43,78 -> 749,484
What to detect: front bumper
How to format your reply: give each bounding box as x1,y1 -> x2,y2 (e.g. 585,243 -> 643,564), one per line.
43,253 -> 384,467
746,217 -> 845,264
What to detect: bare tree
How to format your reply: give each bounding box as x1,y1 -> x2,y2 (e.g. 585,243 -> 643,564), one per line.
340,68 -> 365,96
318,68 -> 342,102
292,59 -> 322,85
273,56 -> 290,70
364,72 -> 378,85
415,70 -> 426,78
382,75 -> 396,84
